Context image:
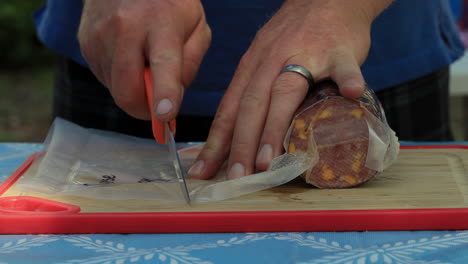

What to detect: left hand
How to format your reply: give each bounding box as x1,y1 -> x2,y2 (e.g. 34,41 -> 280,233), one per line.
189,0 -> 391,179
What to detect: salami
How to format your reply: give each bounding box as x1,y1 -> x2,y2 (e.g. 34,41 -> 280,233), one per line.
287,81 -> 389,188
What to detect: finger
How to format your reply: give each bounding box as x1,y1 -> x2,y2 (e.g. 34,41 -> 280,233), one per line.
188,50 -> 261,180
147,26 -> 184,122
255,61 -> 310,171
100,29 -> 122,91
87,51 -> 110,90
79,35 -> 110,89
109,36 -> 149,120
329,52 -> 366,99
226,62 -> 283,179
181,21 -> 212,88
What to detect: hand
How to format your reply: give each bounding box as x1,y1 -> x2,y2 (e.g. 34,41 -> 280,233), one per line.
189,0 -> 392,179
78,0 -> 211,121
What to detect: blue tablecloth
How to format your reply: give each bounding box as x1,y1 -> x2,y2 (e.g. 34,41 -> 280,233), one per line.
0,143 -> 468,264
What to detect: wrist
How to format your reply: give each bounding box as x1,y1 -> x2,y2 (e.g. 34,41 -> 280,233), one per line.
329,0 -> 393,25
326,0 -> 393,32
354,0 -> 393,24
284,0 -> 392,26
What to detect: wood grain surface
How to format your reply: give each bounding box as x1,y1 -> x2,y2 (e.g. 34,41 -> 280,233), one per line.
2,148 -> 468,213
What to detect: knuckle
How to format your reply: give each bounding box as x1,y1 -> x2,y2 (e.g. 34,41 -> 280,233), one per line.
273,76 -> 305,95
113,92 -> 138,113
231,140 -> 250,150
204,24 -> 212,42
78,23 -> 108,54
78,39 -> 90,59
105,9 -> 135,37
77,27 -> 93,55
229,140 -> 251,159
202,113 -> 234,156
182,58 -> 201,85
240,91 -> 263,107
110,8 -> 131,27
150,50 -> 180,66
238,52 -> 252,70
93,21 -> 110,39
77,28 -> 86,45
253,28 -> 269,43
183,53 -> 201,71
202,138 -> 225,157
212,110 -> 234,133
208,112 -> 235,140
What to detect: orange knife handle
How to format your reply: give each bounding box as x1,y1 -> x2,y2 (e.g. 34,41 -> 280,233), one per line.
144,68 -> 176,144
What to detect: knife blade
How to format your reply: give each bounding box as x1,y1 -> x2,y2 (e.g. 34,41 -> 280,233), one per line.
144,68 -> 190,204
164,123 -> 191,204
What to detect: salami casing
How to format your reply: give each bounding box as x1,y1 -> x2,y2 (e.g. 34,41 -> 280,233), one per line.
287,81 -> 391,188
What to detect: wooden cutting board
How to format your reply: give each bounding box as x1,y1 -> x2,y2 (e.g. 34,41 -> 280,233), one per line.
2,147 -> 468,213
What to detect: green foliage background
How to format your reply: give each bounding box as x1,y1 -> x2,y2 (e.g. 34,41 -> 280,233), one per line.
0,1 -> 52,69
0,1 -> 54,142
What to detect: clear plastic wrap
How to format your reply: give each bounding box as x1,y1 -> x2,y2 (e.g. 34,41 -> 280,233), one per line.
14,118 -> 317,203
285,81 -> 399,188
15,80 -> 398,201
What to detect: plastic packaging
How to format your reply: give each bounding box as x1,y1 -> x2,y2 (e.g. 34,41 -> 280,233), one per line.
14,118 -> 317,203
14,80 -> 398,200
285,81 -> 399,188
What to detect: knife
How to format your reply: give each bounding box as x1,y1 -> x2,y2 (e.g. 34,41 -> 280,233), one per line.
144,68 -> 191,204
164,122 -> 191,204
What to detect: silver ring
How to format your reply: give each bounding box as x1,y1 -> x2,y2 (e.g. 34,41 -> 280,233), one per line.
280,64 -> 314,86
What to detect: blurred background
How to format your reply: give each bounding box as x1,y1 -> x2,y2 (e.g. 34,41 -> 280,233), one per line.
0,1 -> 467,143
0,1 -> 53,142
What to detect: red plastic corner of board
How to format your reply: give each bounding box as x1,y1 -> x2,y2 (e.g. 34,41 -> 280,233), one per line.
0,153 -> 81,215
0,153 -> 39,196
0,196 -> 80,214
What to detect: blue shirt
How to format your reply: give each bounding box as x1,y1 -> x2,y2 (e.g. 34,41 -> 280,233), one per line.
34,0 -> 465,116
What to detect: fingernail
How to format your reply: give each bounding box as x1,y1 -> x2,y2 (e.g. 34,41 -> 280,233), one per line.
341,81 -> 365,98
156,98 -> 172,115
256,144 -> 273,168
228,163 -> 245,180
188,160 -> 204,178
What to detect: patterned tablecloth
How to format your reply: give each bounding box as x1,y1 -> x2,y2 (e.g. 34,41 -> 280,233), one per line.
0,143 -> 468,264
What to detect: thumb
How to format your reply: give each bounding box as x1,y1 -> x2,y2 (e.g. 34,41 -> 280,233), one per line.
329,52 -> 366,99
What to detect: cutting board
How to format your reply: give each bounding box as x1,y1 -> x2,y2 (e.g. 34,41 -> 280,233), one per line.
1,146 -> 468,234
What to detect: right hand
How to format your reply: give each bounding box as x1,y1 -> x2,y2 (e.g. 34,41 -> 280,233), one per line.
78,0 -> 211,121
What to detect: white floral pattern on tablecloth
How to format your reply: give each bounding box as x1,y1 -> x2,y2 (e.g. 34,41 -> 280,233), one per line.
0,232 -> 468,264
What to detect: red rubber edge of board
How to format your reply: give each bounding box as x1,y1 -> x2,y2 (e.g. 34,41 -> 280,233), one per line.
0,153 -> 39,196
0,145 -> 467,234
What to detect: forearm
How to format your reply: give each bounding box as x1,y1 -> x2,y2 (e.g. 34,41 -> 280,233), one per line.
354,0 -> 394,23
283,0 -> 393,26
